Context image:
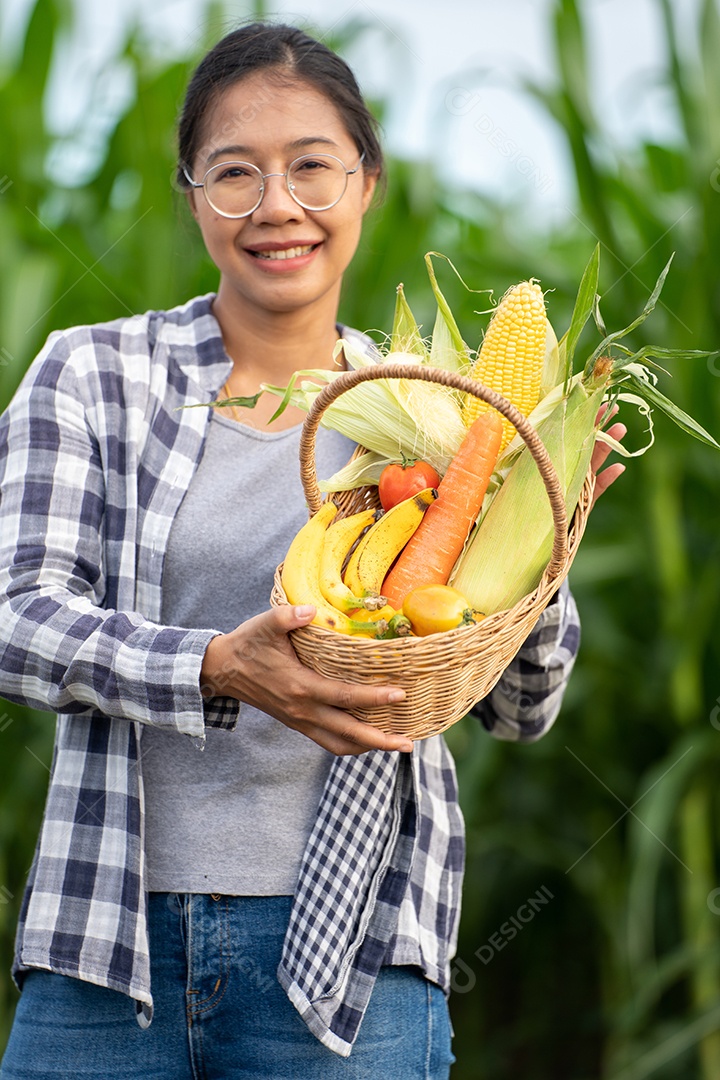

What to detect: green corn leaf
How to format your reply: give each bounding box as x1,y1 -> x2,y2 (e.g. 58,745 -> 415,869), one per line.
210,393 -> 263,410
700,0 -> 720,154
584,255 -> 675,375
606,1003 -> 720,1080
265,369 -> 334,422
179,394 -> 263,413
610,345 -> 718,373
626,729 -> 718,977
624,370 -> 720,449
615,939 -> 720,1033
592,287 -> 608,337
558,242 -> 600,385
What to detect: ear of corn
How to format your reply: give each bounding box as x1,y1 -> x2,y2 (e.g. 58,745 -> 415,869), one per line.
462,280 -> 558,451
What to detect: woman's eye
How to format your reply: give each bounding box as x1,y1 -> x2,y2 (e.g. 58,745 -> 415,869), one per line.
217,165 -> 252,181
296,158 -> 328,172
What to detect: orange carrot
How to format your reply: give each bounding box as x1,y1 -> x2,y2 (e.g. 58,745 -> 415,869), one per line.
381,411 -> 503,607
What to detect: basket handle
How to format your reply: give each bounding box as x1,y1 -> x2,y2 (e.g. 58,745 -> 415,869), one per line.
298,363 -> 569,577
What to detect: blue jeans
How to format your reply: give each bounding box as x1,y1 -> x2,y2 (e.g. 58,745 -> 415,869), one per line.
1,893 -> 454,1078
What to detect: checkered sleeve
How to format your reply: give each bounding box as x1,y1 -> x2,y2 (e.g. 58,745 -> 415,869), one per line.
0,333 -> 220,736
470,580 -> 580,742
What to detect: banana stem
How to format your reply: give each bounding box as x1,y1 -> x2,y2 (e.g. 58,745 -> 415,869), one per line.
360,594 -> 388,611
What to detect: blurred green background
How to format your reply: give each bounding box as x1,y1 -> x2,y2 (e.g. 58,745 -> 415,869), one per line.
1,1 -> 720,1077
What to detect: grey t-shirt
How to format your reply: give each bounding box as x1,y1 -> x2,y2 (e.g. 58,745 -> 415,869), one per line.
141,409 -> 356,895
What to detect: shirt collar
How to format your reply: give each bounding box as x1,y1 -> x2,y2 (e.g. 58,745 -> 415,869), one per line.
155,293 -> 233,394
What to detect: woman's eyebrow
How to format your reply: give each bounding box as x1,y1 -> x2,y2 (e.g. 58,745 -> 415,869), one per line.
286,136 -> 339,152
205,136 -> 339,165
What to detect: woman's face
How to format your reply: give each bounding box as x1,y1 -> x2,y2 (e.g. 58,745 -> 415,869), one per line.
187,72 -> 377,321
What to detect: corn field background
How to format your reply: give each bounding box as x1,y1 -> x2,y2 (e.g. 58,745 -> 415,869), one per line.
1,1 -> 719,1077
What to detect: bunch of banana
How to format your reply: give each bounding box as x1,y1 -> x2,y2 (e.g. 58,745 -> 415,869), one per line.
280,489 -> 437,638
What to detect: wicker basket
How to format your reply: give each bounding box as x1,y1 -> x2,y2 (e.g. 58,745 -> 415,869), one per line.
270,362 -> 594,739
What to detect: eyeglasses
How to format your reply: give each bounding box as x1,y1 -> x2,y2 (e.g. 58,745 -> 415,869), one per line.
182,151 -> 366,219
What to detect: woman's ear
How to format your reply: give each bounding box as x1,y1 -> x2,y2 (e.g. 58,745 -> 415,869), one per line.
361,169 -> 379,214
185,189 -> 200,222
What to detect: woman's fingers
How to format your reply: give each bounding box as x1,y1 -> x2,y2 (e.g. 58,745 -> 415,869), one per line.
265,612 -> 414,754
591,421 -> 626,473
590,408 -> 627,507
201,605 -> 414,756
592,461 -> 625,503
295,707 -> 414,756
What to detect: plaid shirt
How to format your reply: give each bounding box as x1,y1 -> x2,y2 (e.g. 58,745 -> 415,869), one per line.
0,295 -> 580,1057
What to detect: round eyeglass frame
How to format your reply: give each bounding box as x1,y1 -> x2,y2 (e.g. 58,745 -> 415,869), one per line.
182,151 -> 366,219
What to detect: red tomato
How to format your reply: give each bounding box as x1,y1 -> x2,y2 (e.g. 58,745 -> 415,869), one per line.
378,460 -> 441,511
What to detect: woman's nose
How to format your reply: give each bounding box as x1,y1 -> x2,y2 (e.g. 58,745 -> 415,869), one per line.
251,173 -> 306,223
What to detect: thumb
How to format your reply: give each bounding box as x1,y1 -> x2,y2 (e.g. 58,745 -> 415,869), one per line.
229,604 -> 316,657
266,603 -> 316,634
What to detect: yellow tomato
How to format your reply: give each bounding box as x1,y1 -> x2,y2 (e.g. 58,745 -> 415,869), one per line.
401,585 -> 483,637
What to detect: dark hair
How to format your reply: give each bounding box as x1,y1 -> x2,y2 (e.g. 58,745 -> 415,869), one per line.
177,22 -> 384,189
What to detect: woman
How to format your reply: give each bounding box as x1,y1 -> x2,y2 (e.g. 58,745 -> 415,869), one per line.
0,22 -> 624,1079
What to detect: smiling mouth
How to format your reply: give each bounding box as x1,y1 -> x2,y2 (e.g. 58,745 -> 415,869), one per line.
250,244 -> 318,260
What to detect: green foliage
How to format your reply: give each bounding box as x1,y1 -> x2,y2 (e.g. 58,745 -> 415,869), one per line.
1,1 -> 719,1076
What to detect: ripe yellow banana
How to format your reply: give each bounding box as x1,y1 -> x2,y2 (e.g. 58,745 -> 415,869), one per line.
319,508 -> 387,613
281,502 -> 378,636
343,487 -> 438,599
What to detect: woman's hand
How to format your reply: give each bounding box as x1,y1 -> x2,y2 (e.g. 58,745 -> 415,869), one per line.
591,405 -> 627,506
200,604 -> 414,757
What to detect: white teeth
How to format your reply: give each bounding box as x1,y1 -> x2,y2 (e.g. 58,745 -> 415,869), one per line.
254,245 -> 315,260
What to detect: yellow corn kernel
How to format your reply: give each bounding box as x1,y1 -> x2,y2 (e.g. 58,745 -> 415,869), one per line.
462,280 -> 549,450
